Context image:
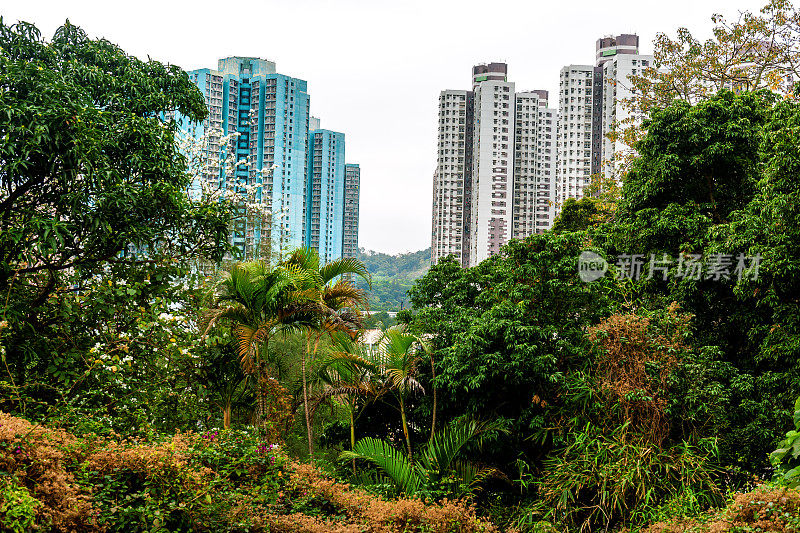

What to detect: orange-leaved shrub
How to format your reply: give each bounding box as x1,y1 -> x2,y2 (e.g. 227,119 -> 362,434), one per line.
267,462 -> 498,533
0,412 -> 97,531
589,302 -> 692,445
0,412 -> 498,532
644,485 -> 800,533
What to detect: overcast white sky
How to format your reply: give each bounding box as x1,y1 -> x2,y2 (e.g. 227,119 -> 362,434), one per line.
3,0 -> 769,253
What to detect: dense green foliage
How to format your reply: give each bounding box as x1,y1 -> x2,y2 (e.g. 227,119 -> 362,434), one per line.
0,18 -> 231,432
407,234 -> 617,469
6,14 -> 800,533
400,89 -> 800,530
551,197 -> 600,233
597,89 -> 800,471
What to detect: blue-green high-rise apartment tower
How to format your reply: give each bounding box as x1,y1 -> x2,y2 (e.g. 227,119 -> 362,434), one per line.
306,117 -> 346,264
183,57 -> 310,259
181,57 -> 359,264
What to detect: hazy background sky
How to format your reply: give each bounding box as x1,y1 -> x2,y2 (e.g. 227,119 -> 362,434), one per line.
3,0 -> 768,253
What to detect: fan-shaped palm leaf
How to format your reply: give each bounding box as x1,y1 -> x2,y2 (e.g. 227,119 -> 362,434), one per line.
340,418 -> 502,497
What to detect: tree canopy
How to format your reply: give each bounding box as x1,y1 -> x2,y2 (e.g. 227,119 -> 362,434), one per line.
0,19 -> 230,298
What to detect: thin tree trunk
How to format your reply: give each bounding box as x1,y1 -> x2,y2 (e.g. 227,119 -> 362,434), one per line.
429,352 -> 437,441
400,396 -> 412,460
223,402 -> 231,430
302,335 -> 313,459
256,340 -> 270,432
257,363 -> 267,430
350,404 -> 356,475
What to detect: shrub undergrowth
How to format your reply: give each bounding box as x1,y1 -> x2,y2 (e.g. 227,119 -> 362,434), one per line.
0,412 -> 497,532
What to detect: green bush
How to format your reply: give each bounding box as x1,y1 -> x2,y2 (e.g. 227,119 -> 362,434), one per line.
529,424 -> 722,531
770,396 -> 800,488
0,475 -> 42,533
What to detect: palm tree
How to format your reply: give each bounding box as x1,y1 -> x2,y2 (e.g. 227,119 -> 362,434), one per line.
197,339 -> 252,429
201,261 -> 310,428
281,248 -> 370,458
376,325 -> 431,459
317,331 -> 383,473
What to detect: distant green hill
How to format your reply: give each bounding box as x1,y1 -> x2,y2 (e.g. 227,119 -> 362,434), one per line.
356,247 -> 430,312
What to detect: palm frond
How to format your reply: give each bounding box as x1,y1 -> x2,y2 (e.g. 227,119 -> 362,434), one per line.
283,248 -> 323,283
423,419 -> 480,473
315,383 -> 378,403
322,309 -> 364,337
199,307 -> 226,336
320,350 -> 375,372
451,460 -> 497,492
340,437 -> 423,495
323,281 -> 368,309
235,325 -> 258,374
320,257 -> 371,287
424,418 -> 508,473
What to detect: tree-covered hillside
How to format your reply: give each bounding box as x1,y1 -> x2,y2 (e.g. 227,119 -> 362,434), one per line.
357,248 -> 430,279
356,248 -> 430,311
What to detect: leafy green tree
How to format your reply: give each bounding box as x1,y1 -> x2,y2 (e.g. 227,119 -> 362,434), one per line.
607,89 -> 770,255
714,92 -> 800,369
0,19 -> 230,424
596,89 -> 800,472
407,233 -> 618,470
0,19 -> 229,299
552,197 -> 601,233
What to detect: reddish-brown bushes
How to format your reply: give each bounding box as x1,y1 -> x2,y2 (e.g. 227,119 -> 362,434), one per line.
0,413 -> 499,532
83,430 -> 213,487
0,412 -> 98,531
589,303 -> 692,444
644,486 -> 800,533
259,462 -> 498,532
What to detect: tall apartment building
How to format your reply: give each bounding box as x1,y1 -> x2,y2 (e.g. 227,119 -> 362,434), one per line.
342,164 -> 360,259
513,91 -> 557,238
555,35 -> 651,211
306,117 -> 345,264
600,52 -> 653,181
556,65 -> 597,207
470,64 -> 516,265
431,89 -> 473,267
183,57 -> 311,258
183,57 -> 360,264
431,63 -> 557,267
